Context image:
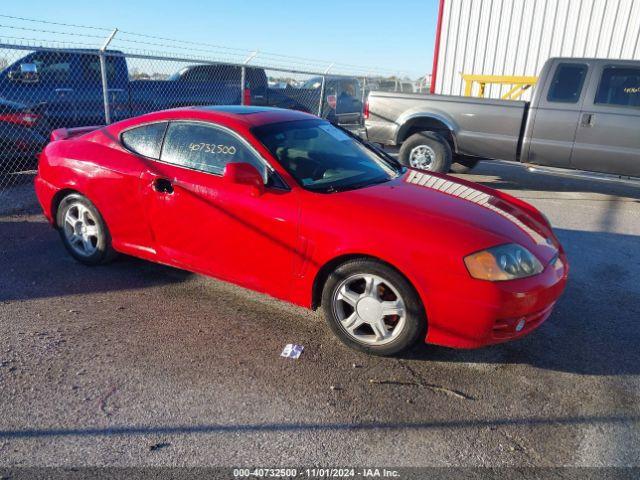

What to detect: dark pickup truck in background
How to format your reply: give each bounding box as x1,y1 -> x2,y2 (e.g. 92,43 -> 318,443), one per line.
0,49 -> 364,169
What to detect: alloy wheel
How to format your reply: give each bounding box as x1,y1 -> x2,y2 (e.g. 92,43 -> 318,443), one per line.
62,202 -> 100,257
332,273 -> 407,345
409,144 -> 436,170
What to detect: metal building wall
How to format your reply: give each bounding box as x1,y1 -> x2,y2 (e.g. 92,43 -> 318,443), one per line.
432,0 -> 640,99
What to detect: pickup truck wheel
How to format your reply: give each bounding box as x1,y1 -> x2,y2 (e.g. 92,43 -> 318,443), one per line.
450,158 -> 479,174
399,132 -> 452,173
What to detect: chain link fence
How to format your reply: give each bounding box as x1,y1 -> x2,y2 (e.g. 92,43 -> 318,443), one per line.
0,18 -> 428,197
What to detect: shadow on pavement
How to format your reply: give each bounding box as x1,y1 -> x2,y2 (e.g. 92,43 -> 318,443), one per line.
466,161 -> 640,201
0,219 -> 193,302
0,414 -> 637,440
1,216 -> 639,376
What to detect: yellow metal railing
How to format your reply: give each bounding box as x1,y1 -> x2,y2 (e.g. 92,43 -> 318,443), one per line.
462,74 -> 538,100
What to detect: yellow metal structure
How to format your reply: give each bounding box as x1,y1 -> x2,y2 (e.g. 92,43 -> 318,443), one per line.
462,74 -> 538,100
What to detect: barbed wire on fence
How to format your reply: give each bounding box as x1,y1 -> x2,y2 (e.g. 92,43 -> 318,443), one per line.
0,15 -> 426,195
0,14 -> 406,77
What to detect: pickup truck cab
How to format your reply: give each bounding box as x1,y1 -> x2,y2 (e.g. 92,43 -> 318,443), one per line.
366,57 -> 640,179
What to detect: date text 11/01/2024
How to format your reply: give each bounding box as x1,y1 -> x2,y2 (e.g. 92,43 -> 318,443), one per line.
233,468 -> 401,477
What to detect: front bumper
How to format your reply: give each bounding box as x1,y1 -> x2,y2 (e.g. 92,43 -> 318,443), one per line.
424,253 -> 569,349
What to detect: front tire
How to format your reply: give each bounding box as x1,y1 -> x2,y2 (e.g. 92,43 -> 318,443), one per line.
321,259 -> 426,356
399,131 -> 452,173
56,193 -> 116,265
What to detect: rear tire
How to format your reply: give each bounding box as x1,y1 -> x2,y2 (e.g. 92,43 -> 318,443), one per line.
321,259 -> 426,356
56,193 -> 116,266
399,131 -> 452,173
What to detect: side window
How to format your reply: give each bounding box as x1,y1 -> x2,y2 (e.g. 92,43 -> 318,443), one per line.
78,54 -> 117,84
595,66 -> 640,108
160,122 -> 265,177
183,66 -> 210,83
121,123 -> 167,159
183,65 -> 239,83
547,64 -> 588,103
246,68 -> 267,91
29,52 -> 72,83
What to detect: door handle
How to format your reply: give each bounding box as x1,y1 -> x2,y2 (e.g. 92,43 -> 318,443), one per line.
581,113 -> 595,127
152,178 -> 174,194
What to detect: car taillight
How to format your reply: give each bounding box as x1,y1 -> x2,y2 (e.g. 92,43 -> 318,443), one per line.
364,99 -> 369,119
327,94 -> 337,110
243,88 -> 252,106
0,112 -> 40,127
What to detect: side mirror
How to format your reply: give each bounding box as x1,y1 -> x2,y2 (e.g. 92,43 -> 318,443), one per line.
223,162 -> 265,197
9,63 -> 39,83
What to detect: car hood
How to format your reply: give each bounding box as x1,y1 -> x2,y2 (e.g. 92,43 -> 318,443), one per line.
340,169 -> 560,264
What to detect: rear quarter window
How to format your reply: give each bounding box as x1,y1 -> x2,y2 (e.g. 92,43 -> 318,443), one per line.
595,66 -> 640,108
121,122 -> 167,159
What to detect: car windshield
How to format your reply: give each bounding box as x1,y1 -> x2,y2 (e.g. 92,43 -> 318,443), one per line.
253,119 -> 400,193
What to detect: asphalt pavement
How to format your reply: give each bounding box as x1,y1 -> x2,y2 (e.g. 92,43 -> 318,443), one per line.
0,161 -> 638,469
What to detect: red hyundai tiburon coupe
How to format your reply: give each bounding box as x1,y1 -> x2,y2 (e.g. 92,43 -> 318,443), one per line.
35,106 -> 568,355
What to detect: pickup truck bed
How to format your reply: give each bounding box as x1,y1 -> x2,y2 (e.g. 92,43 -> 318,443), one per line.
366,91 -> 527,162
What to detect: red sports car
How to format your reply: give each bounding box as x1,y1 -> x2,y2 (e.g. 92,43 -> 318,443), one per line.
35,106 -> 568,355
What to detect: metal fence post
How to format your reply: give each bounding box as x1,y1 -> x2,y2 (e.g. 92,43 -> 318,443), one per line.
317,76 -> 326,117
361,76 -> 367,110
318,63 -> 333,117
241,51 -> 258,106
99,29 -> 118,124
240,66 -> 246,105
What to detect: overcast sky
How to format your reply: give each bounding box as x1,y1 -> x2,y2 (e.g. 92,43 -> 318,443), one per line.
1,0 -> 438,78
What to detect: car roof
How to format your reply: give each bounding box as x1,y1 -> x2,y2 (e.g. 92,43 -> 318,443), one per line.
131,105 -> 318,128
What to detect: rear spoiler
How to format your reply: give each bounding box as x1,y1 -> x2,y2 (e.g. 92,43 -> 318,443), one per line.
50,125 -> 103,142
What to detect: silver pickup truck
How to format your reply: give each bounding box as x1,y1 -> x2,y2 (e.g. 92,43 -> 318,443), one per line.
366,57 -> 640,178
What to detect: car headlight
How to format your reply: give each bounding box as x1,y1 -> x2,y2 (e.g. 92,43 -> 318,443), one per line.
464,243 -> 544,281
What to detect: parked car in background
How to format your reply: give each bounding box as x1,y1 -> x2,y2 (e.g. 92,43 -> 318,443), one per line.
0,49 -> 365,134
269,76 -> 364,132
366,57 -> 640,179
0,50 -> 267,126
35,106 -> 567,355
0,98 -> 49,173
368,78 -> 415,93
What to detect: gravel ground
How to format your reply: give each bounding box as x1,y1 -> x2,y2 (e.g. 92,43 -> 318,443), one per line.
0,162 -> 638,468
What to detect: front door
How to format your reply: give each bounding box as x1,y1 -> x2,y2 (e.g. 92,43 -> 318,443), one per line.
526,61 -> 590,168
143,120 -> 299,300
570,63 -> 640,177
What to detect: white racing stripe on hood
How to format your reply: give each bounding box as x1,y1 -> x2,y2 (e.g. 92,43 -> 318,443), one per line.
406,170 -> 548,246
